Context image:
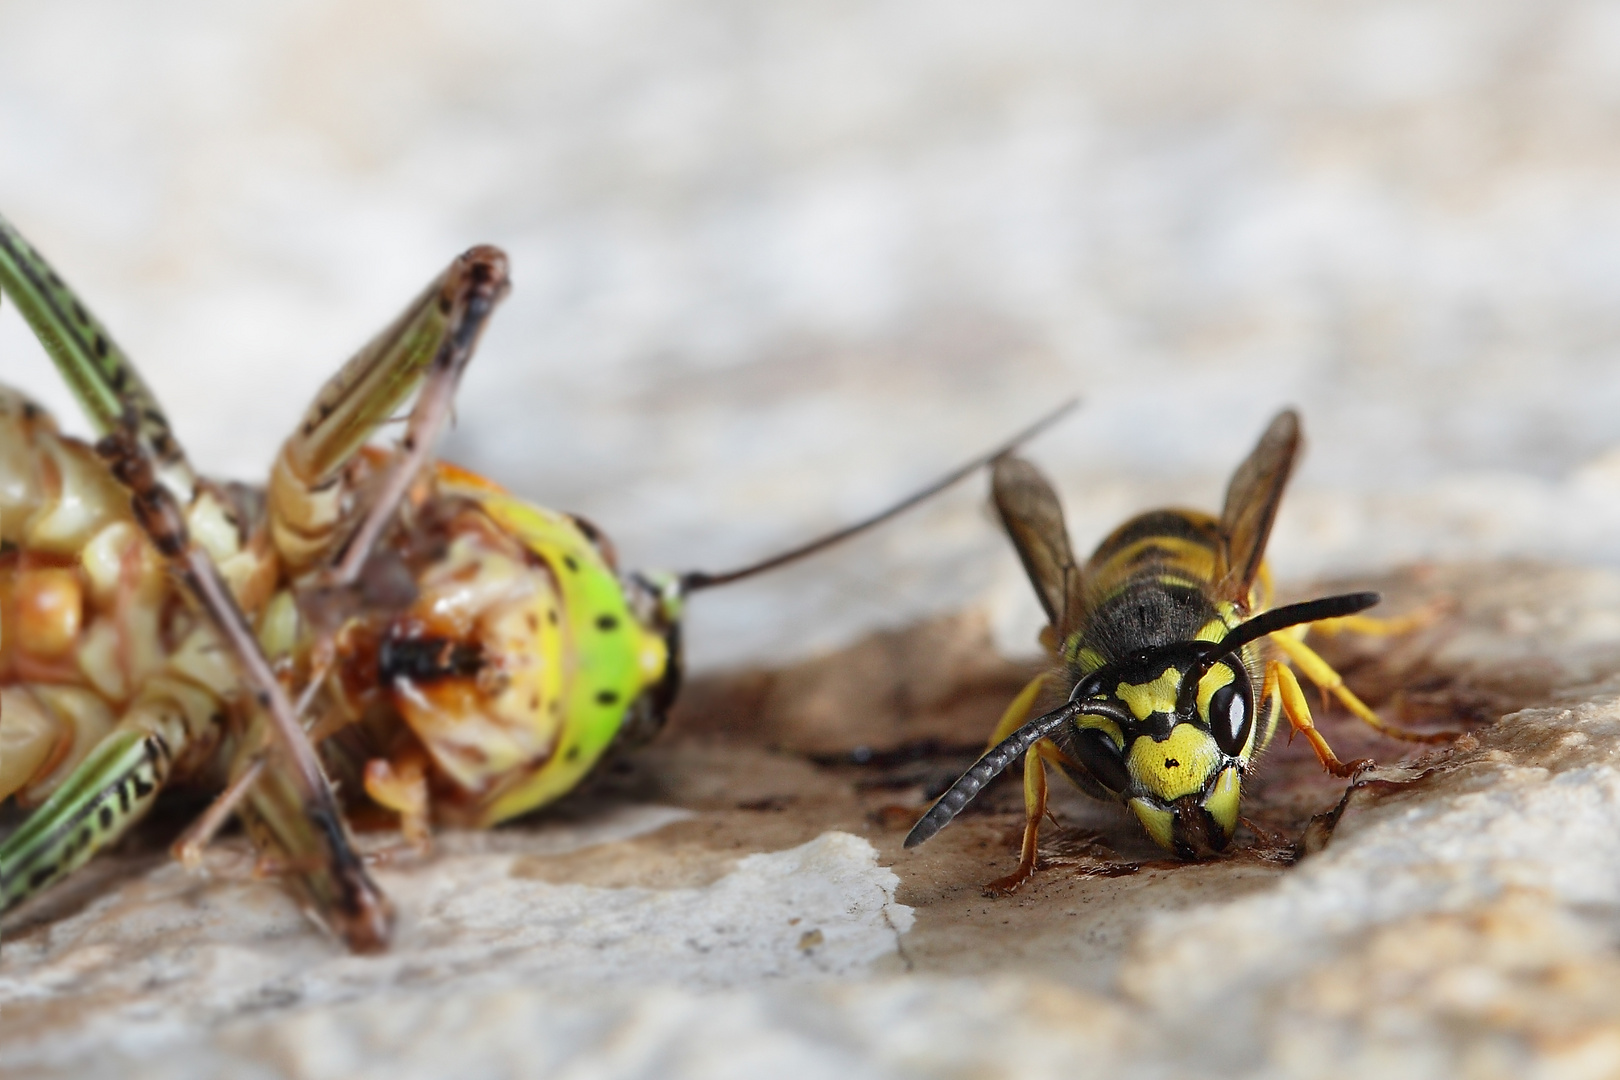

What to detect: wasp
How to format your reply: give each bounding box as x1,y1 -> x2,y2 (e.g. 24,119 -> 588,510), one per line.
905,412 -> 1446,887
0,210 -> 1073,950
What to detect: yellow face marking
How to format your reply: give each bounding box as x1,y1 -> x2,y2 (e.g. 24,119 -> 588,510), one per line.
1075,712 -> 1124,748
1194,618 -> 1227,644
1127,724 -> 1221,801
1075,647 -> 1107,674
1129,798 -> 1175,849
1116,668 -> 1182,721
1202,766 -> 1241,837
1195,663 -> 1236,723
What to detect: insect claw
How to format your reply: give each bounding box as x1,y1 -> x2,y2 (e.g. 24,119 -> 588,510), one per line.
1325,756 -> 1375,779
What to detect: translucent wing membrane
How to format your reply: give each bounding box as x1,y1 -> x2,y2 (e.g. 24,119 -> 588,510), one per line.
990,454 -> 1084,638
1218,409 -> 1301,600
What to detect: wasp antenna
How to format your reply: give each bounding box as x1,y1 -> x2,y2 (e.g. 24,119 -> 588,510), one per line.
904,699 -> 1082,849
680,398 -> 1081,594
1207,591 -> 1380,660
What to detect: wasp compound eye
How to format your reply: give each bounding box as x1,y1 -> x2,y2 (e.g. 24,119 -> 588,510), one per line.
1209,671 -> 1253,757
1071,725 -> 1131,792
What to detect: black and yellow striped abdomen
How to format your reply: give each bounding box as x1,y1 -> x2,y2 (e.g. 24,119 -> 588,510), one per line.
1071,509 -> 1230,664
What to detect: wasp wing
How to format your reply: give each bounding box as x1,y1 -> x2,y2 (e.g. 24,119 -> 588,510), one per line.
992,455 -> 1084,638
1217,409 -> 1302,602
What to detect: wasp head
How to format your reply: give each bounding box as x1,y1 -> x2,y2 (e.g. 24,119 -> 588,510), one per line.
903,592 -> 1380,862
1057,642 -> 1256,859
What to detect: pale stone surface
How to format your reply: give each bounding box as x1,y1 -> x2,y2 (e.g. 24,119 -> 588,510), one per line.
6,2 -> 1620,1076
2,823 -> 914,1074
8,563 -> 1620,1078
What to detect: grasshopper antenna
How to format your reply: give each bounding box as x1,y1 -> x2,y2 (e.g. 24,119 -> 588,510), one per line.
679,398 -> 1080,594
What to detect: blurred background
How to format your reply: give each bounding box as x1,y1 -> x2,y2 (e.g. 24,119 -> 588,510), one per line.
5,0 -> 1620,669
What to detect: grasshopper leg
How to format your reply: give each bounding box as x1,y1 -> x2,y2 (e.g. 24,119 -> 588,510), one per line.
98,423 -> 395,951
1,720 -> 174,911
267,247 -> 510,579
0,213 -> 195,501
0,666 -> 225,913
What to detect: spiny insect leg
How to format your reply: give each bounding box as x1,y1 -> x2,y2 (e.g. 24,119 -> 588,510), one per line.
983,744 -> 1055,897
0,726 -> 172,911
1264,658 -> 1370,778
978,673 -> 1052,895
268,246 -> 510,578
98,423 -> 394,951
170,666 -> 332,869
0,212 -> 195,501
1269,630 -> 1454,744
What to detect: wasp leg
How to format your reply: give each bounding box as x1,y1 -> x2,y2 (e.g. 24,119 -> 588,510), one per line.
0,212 -> 195,501
98,424 -> 395,952
979,673 -> 1052,896
983,673 -> 1051,751
1264,659 -> 1371,778
267,247 -> 510,579
1269,630 -> 1453,744
984,742 -> 1066,897
1304,604 -> 1441,639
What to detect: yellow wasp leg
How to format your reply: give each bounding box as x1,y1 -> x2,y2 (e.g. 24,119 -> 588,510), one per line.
985,672 -> 1051,749
984,743 -> 1051,896
1301,605 -> 1438,639
1265,660 -> 1370,778
1268,629 -> 1453,744
979,672 -> 1052,896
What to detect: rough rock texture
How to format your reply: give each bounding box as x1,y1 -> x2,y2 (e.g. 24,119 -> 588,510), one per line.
7,7 -> 1620,1073
8,561 -> 1620,1077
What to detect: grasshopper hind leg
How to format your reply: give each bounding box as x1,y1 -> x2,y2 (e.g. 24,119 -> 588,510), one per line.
0,678 -> 207,914
97,423 -> 395,951
0,730 -> 171,911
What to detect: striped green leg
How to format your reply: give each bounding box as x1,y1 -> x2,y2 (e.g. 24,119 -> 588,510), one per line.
0,708 -> 179,910
0,212 -> 196,502
268,245 -> 510,579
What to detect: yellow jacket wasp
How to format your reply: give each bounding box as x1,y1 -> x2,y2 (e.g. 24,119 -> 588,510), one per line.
905,412 -> 1446,889
0,210 -> 1074,950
